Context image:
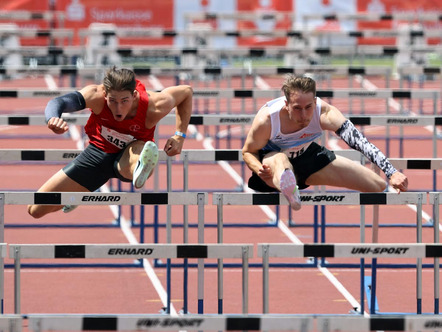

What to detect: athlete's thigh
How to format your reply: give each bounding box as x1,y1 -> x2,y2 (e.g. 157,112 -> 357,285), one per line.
28,169 -> 90,218
38,169 -> 89,192
262,151 -> 288,169
116,140 -> 145,179
305,155 -> 385,192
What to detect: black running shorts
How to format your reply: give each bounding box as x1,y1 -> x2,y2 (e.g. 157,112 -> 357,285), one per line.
63,143 -> 131,192
247,142 -> 336,192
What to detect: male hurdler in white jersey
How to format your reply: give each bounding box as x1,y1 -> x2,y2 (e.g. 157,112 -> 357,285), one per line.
242,75 -> 408,211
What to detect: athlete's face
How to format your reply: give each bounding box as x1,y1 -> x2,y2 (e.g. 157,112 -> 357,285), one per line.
286,90 -> 316,126
105,89 -> 137,121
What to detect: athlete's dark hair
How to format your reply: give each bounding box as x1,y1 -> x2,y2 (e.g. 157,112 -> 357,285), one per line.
103,66 -> 136,94
281,75 -> 316,100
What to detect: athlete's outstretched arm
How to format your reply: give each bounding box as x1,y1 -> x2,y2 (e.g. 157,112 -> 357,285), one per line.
45,91 -> 86,134
321,100 -> 408,193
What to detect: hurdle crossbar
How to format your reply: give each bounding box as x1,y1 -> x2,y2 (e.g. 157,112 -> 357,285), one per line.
0,244 -> 6,314
317,315 -> 442,331
257,243 -> 442,259
3,64 -> 437,78
213,192 -> 425,207
0,64 -> 399,78
27,314 -> 312,332
429,192 -> 442,313
78,27 -> 441,39
23,313 -> 442,331
0,149 -> 173,163
302,12 -> 442,23
1,191 -> 206,206
0,88 -> 439,99
0,45 -> 440,58
0,10 -> 65,21
3,149 -> 442,171
0,28 -> 73,39
184,11 -> 297,21
2,114 -> 442,127
10,243 -> 252,315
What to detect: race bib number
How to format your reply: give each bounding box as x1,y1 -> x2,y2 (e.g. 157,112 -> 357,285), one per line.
284,142 -> 311,159
101,126 -> 135,149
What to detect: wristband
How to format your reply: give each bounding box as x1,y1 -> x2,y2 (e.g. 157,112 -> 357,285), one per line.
175,131 -> 186,138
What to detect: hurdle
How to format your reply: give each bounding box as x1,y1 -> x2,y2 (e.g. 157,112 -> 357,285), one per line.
213,192 -> 425,249
302,12 -> 442,28
1,88 -> 439,125
1,45 -> 440,66
1,191 -> 209,315
1,113 -> 440,154
1,148 -> 439,224
0,191 -> 207,263
2,113 -> 441,157
77,27 -> 441,46
214,192 -> 425,315
429,192 -> 442,314
20,313 -> 442,331
316,314 -> 442,332
27,314 -> 312,332
9,243 -> 252,315
21,313 -> 442,332
0,10 -> 65,24
0,28 -> 74,45
0,244 -> 7,314
258,242 -> 439,314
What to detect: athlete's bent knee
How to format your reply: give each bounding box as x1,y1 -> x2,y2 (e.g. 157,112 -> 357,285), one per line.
27,205 -> 45,219
372,178 -> 387,192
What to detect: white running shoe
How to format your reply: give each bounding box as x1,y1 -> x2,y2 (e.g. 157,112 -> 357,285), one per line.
133,141 -> 159,189
62,205 -> 78,213
280,169 -> 301,211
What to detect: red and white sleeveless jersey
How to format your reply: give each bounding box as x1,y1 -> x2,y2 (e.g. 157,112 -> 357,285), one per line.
85,80 -> 155,153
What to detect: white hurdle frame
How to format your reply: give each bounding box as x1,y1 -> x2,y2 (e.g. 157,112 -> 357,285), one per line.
9,243 -> 252,316
27,314 -> 312,332
213,192 -> 425,314
22,313 -> 442,332
429,193 -> 442,314
0,242 -> 7,314
258,242 -> 439,315
0,192 -> 208,315
0,87 -> 439,100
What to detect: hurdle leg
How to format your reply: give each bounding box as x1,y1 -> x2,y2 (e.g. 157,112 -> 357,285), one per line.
416,193 -> 424,314
370,203 -> 379,315
0,194 -> 4,314
216,195 -> 224,314
197,193 -> 205,314
360,205 -> 366,315
262,244 -> 269,313
242,246 -> 249,314
369,167 -> 381,314
13,247 -> 21,314
183,154 -> 189,314
433,193 -> 440,314
166,157 -> 173,314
